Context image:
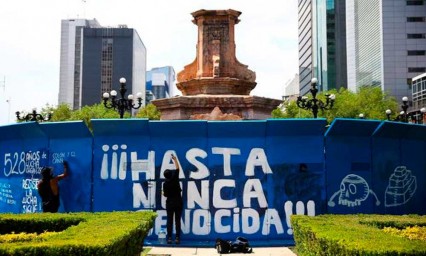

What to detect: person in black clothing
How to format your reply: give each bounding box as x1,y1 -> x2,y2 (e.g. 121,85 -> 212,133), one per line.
37,161 -> 69,213
163,154 -> 183,244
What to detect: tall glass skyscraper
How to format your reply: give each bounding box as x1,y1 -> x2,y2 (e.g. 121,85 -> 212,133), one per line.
346,0 -> 426,103
346,0 -> 382,90
298,0 -> 313,95
298,0 -> 347,95
299,0 -> 426,105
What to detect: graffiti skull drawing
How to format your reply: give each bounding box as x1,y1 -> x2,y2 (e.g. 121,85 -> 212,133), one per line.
328,174 -> 380,207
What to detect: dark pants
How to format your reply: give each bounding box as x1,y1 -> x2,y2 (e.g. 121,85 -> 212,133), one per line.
42,199 -> 59,213
166,198 -> 183,239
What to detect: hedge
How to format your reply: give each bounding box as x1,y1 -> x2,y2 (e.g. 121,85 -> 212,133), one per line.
291,214 -> 426,256
0,211 -> 157,256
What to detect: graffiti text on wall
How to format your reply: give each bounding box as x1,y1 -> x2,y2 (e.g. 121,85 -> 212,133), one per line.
100,144 -> 317,236
22,178 -> 39,213
52,151 -> 76,164
0,182 -> 15,205
2,150 -> 49,213
3,150 -> 47,177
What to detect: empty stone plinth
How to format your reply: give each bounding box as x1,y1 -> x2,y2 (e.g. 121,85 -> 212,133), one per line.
152,9 -> 281,120
153,95 -> 281,120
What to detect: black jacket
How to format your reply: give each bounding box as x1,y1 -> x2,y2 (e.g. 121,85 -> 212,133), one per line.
163,168 -> 182,206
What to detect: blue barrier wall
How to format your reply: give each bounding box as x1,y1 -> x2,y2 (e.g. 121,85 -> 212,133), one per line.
372,122 -> 426,215
0,119 -> 425,245
39,121 -> 93,212
325,119 -> 382,214
0,122 -> 49,213
92,119 -> 151,212
265,119 -> 327,240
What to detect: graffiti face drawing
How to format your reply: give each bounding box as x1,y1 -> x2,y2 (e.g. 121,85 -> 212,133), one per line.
328,174 -> 380,207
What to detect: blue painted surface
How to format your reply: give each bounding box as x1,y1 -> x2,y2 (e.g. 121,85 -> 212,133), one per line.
91,119 -> 151,212
372,122 -> 426,215
325,119 -> 382,214
0,122 -> 49,213
39,121 -> 93,212
0,119 -> 425,246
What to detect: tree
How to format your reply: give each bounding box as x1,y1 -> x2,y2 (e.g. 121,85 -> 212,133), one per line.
18,102 -> 162,131
135,103 -> 161,120
273,86 -> 398,123
44,103 -> 72,122
70,103 -> 121,130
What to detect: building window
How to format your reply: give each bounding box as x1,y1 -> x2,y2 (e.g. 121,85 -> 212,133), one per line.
101,38 -> 113,94
408,67 -> 426,72
407,33 -> 426,39
408,50 -> 426,56
407,17 -> 425,22
407,0 -> 424,5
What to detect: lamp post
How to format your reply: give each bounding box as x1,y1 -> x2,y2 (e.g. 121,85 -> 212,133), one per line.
296,78 -> 335,118
385,96 -> 409,123
16,108 -> 52,122
102,77 -> 143,118
418,107 -> 426,124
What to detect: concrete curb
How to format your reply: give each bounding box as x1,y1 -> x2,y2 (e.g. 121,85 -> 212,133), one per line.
146,246 -> 297,256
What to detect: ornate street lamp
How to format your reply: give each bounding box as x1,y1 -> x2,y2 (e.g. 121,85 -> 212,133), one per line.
102,77 -> 143,118
16,108 -> 52,122
385,96 -> 409,123
296,78 -> 335,118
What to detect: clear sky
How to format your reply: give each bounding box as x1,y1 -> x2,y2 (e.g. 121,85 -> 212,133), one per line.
0,0 -> 298,125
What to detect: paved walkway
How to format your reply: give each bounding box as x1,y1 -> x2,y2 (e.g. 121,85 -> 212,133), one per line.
146,246 -> 297,256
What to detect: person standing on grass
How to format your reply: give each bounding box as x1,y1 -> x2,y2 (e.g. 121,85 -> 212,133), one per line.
163,154 -> 183,244
37,161 -> 69,213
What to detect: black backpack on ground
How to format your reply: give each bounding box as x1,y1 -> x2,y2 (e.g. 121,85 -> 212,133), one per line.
216,238 -> 231,254
215,237 -> 253,254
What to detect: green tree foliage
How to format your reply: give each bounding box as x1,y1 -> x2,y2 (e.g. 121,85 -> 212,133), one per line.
70,103 -> 121,130
43,103 -> 72,122
22,103 -> 160,131
28,103 -> 119,131
135,103 -> 161,120
272,86 -> 398,123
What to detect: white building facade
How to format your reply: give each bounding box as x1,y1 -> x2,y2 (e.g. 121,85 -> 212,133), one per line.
58,19 -> 101,109
346,0 -> 426,104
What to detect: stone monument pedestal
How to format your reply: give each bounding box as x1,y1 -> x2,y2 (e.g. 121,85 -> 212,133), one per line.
153,95 -> 281,120
152,9 -> 281,120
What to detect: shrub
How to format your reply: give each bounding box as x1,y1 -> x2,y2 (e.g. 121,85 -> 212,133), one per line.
291,214 -> 426,256
0,211 -> 156,256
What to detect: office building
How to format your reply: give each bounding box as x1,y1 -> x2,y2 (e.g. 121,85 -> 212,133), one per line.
81,26 -> 146,107
146,66 -> 175,103
59,19 -> 101,109
283,74 -> 300,102
298,0 -> 347,95
346,0 -> 426,103
412,73 -> 426,121
299,0 -> 425,106
59,20 -> 146,109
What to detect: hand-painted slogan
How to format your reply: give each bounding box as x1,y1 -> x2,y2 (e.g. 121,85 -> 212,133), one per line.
98,144 -> 318,240
2,119 -> 424,246
1,149 -> 48,213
